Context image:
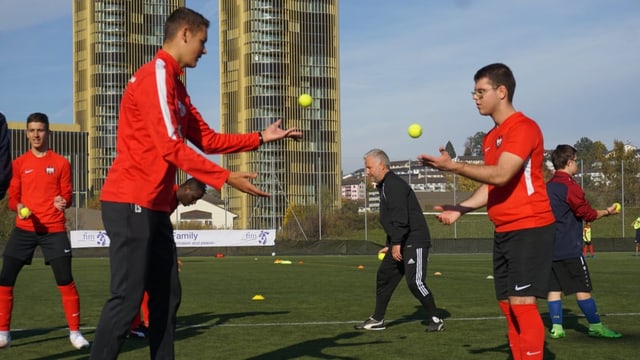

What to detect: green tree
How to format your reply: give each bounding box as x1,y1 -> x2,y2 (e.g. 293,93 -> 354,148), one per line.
463,131 -> 486,156
573,137 -> 607,171
596,140 -> 640,207
86,192 -> 102,209
572,139 -> 607,191
443,172 -> 481,192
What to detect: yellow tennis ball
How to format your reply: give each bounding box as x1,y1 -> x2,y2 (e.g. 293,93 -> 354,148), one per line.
613,202 -> 621,212
20,207 -> 31,217
298,94 -> 312,107
377,252 -> 385,261
408,123 -> 422,138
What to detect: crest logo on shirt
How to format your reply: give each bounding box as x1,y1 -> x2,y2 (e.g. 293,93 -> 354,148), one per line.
46,166 -> 55,175
496,135 -> 503,148
178,101 -> 187,117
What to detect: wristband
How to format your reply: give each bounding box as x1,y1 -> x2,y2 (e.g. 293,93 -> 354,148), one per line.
258,131 -> 264,145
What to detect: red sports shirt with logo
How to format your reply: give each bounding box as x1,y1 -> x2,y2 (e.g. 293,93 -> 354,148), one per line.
482,112 -> 555,232
8,150 -> 72,233
101,50 -> 260,213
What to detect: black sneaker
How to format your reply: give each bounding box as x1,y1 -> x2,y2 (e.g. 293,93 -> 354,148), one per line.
354,316 -> 386,331
426,316 -> 444,332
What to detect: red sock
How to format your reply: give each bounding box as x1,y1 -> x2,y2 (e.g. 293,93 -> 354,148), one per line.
510,303 -> 544,360
141,291 -> 149,327
57,282 -> 81,331
499,301 -> 521,360
131,310 -> 141,330
0,286 -> 13,331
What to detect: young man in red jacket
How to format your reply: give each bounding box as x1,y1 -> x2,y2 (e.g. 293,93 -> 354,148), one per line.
90,7 -> 301,360
0,113 -> 89,350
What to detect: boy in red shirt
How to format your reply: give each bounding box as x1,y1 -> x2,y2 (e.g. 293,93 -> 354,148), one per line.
0,112 -> 89,350
419,63 -> 555,360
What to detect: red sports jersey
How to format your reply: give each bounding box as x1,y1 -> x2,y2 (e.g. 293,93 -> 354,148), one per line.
101,50 -> 260,212
8,150 -> 72,233
482,112 -> 554,232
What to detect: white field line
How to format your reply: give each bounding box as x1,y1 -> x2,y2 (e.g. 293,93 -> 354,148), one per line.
12,312 -> 640,333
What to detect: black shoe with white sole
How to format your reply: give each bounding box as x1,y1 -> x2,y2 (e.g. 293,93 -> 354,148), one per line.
354,316 -> 386,331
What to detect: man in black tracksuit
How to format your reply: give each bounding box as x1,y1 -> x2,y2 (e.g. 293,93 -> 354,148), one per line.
355,148 -> 444,332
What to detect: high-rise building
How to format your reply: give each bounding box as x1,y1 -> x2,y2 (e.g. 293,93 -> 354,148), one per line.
219,0 -> 341,230
72,0 -> 184,192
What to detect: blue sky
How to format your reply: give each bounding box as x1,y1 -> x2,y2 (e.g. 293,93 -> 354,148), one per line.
1,0 -> 639,173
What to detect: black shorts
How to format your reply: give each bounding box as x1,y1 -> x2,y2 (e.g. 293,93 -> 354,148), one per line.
548,257 -> 592,295
2,227 -> 72,265
493,223 -> 555,300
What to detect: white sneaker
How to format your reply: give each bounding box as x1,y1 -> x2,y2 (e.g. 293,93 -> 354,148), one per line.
69,331 -> 90,349
0,331 -> 10,349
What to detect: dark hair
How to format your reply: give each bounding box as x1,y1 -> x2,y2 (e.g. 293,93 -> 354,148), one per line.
183,177 -> 206,195
550,144 -> 577,170
26,112 -> 49,131
474,63 -> 516,103
164,7 -> 210,42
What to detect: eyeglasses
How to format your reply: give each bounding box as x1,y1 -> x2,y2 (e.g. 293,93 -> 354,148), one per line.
471,86 -> 498,99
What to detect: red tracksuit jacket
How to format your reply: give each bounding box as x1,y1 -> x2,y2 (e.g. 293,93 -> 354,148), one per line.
101,49 -> 260,212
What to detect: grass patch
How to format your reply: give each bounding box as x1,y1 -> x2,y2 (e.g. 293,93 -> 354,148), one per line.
3,253 -> 639,359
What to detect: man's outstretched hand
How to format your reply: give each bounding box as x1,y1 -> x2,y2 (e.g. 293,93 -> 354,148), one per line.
226,172 -> 270,197
261,119 -> 303,143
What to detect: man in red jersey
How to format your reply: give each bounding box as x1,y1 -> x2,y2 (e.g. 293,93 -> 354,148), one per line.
418,63 -> 555,360
90,7 -> 302,360
0,113 -> 90,350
